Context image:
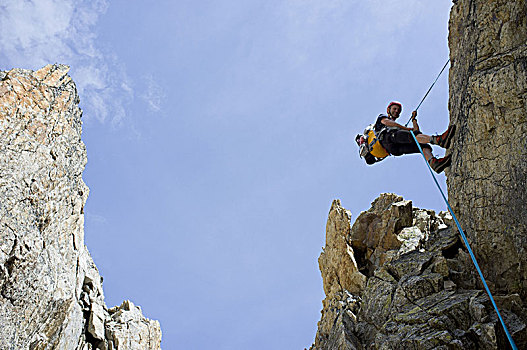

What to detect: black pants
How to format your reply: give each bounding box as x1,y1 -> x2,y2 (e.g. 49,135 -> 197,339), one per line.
380,130 -> 432,156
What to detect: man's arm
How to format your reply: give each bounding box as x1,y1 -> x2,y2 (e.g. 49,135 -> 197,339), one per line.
380,111 -> 420,131
380,117 -> 413,131
411,111 -> 420,132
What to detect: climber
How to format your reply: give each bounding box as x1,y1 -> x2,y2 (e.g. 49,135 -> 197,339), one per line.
375,101 -> 456,173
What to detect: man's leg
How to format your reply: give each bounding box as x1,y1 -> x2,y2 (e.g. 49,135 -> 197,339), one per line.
423,147 -> 433,161
393,131 -> 451,173
416,134 -> 431,144
416,125 -> 456,148
429,154 -> 452,173
414,125 -> 456,149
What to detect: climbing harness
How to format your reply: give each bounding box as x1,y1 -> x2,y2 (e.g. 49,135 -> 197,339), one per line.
408,59 -> 518,350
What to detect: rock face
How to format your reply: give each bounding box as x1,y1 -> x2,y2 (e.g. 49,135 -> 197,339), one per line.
447,0 -> 527,297
311,1 -> 527,348
0,65 -> 161,349
311,195 -> 526,349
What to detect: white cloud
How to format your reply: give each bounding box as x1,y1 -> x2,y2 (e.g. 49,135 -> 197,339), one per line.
141,74 -> 165,113
0,0 -> 131,124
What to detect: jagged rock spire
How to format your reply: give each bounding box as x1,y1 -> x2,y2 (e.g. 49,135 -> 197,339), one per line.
311,194 -> 526,349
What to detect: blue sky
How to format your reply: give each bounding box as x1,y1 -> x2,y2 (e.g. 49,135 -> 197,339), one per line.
0,1 -> 453,348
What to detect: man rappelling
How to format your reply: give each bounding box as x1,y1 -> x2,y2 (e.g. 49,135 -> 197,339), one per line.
357,101 -> 456,173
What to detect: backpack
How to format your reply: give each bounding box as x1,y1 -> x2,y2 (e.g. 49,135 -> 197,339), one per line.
355,124 -> 389,165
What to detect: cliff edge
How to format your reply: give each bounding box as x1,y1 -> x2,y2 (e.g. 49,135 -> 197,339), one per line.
0,65 -> 161,349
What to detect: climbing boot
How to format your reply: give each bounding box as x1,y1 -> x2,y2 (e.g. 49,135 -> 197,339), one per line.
429,154 -> 452,174
432,125 -> 456,149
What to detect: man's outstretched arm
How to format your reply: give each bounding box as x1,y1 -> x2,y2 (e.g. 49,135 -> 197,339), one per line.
381,117 -> 413,131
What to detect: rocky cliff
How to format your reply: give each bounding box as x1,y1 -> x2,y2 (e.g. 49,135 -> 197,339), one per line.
0,65 -> 161,349
447,0 -> 527,298
311,0 -> 527,349
311,196 -> 526,349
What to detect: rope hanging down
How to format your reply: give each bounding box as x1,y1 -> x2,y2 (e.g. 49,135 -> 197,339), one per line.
407,60 -> 518,350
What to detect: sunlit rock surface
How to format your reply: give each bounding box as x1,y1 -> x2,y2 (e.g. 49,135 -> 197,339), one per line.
447,0 -> 527,298
0,65 -> 161,349
311,0 -> 527,348
311,195 -> 526,349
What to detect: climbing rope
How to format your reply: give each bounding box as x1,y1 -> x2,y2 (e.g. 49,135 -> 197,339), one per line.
407,60 -> 518,350
405,59 -> 450,127
413,59 -> 450,115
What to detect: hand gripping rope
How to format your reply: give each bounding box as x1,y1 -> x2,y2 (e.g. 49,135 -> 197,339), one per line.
406,59 -> 518,350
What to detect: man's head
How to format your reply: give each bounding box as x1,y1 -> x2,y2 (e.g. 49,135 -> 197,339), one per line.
387,101 -> 402,119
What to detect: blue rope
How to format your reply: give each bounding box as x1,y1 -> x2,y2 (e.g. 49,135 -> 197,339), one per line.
409,133 -> 517,350
404,60 -> 518,349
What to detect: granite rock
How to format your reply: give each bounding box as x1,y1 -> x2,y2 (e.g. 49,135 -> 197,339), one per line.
0,65 -> 161,349
311,195 -> 526,349
447,0 -> 527,297
311,1 -> 527,348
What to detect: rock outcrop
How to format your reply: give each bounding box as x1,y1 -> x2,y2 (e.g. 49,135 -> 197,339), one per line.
311,0 -> 527,348
447,0 -> 527,298
312,196 -> 526,349
0,65 -> 161,349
